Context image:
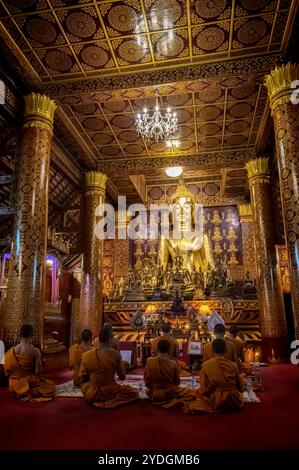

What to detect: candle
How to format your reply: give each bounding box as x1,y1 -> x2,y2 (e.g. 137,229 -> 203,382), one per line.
271,348 -> 275,358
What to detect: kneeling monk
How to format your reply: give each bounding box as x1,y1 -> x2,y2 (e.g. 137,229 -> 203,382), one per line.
4,324 -> 55,402
184,338 -> 244,414
144,339 -> 195,409
79,324 -> 139,408
69,329 -> 93,386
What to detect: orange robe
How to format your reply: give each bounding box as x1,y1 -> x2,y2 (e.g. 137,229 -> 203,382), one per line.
184,357 -> 244,413
69,343 -> 92,386
226,334 -> 245,363
203,339 -> 237,363
79,348 -> 139,408
144,356 -> 195,408
4,348 -> 55,402
151,334 -> 189,376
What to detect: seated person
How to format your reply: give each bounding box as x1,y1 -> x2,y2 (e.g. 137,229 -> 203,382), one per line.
203,323 -> 237,363
226,325 -> 245,363
151,323 -> 178,358
4,324 -> 55,402
151,323 -> 189,376
144,339 -> 195,409
184,339 -> 245,413
93,322 -> 130,370
69,329 -> 93,386
79,324 -> 139,408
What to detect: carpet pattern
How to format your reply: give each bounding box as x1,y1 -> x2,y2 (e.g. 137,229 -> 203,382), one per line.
55,375 -> 260,402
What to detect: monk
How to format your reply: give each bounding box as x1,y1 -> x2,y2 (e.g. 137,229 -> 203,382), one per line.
184,339 -> 244,413
151,323 -> 189,376
79,324 -> 139,408
4,324 -> 55,402
144,339 -> 195,409
93,322 -> 130,370
226,325 -> 245,363
203,323 -> 238,363
69,329 -> 93,386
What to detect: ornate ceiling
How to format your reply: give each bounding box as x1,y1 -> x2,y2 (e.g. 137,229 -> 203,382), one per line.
0,0 -> 295,81
0,0 -> 298,234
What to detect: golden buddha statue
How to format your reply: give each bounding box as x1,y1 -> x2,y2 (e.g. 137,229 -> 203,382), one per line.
159,178 -> 214,284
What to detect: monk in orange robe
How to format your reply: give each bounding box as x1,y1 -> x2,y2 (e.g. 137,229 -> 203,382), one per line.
151,323 -> 189,376
79,324 -> 139,408
203,323 -> 238,363
226,325 -> 245,363
184,338 -> 244,414
92,322 -> 130,370
144,339 -> 195,409
69,329 -> 93,386
4,324 -> 55,402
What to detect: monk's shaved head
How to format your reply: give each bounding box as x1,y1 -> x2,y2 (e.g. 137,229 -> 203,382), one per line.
157,339 -> 171,354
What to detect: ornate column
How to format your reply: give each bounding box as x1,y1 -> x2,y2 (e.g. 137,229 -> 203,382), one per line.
265,63 -> 299,338
80,171 -> 107,338
238,203 -> 257,281
4,93 -> 56,346
246,157 -> 288,361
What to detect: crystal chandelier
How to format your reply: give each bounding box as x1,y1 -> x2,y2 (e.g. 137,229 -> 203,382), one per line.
135,92 -> 178,142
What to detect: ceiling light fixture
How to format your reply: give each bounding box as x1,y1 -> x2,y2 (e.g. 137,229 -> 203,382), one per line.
165,166 -> 183,178
136,90 -> 178,142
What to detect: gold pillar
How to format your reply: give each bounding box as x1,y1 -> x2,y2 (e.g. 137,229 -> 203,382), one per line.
246,157 -> 288,361
265,62 -> 299,338
4,93 -> 56,346
80,171 -> 107,338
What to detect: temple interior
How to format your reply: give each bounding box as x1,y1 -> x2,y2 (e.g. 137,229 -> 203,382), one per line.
0,0 -> 299,456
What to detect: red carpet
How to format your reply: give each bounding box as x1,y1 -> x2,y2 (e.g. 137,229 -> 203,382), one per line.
0,364 -> 299,450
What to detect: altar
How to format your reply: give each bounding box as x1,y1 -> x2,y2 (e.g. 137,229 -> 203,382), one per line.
104,298 -> 261,357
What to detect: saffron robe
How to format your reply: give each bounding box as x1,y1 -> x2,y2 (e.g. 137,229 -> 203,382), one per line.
4,347 -> 55,402
79,347 -> 139,408
144,356 -> 195,408
69,343 -> 92,386
226,334 -> 245,363
184,357 -> 244,413
151,334 -> 189,376
203,339 -> 238,363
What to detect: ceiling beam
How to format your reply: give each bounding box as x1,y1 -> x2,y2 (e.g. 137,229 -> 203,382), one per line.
98,149 -> 255,176
42,54 -> 282,98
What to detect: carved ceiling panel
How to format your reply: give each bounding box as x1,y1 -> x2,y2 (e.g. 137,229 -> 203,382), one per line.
0,0 -> 295,81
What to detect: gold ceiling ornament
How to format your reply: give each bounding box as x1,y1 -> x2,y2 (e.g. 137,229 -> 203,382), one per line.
245,157 -> 271,187
170,176 -> 195,205
84,171 -> 107,195
264,62 -> 299,112
238,203 -> 253,222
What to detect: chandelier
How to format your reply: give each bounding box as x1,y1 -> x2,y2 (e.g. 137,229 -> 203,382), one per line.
135,92 -> 178,142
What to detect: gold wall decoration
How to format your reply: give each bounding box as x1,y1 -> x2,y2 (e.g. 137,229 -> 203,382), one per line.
238,203 -> 253,222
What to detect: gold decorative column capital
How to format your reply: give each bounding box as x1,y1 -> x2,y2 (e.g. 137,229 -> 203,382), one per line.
265,62 -> 299,112
23,92 -> 57,134
84,171 -> 107,196
246,157 -> 271,187
238,203 -> 253,222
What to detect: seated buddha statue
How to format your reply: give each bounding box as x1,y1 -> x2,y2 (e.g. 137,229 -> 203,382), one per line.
159,177 -> 214,286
